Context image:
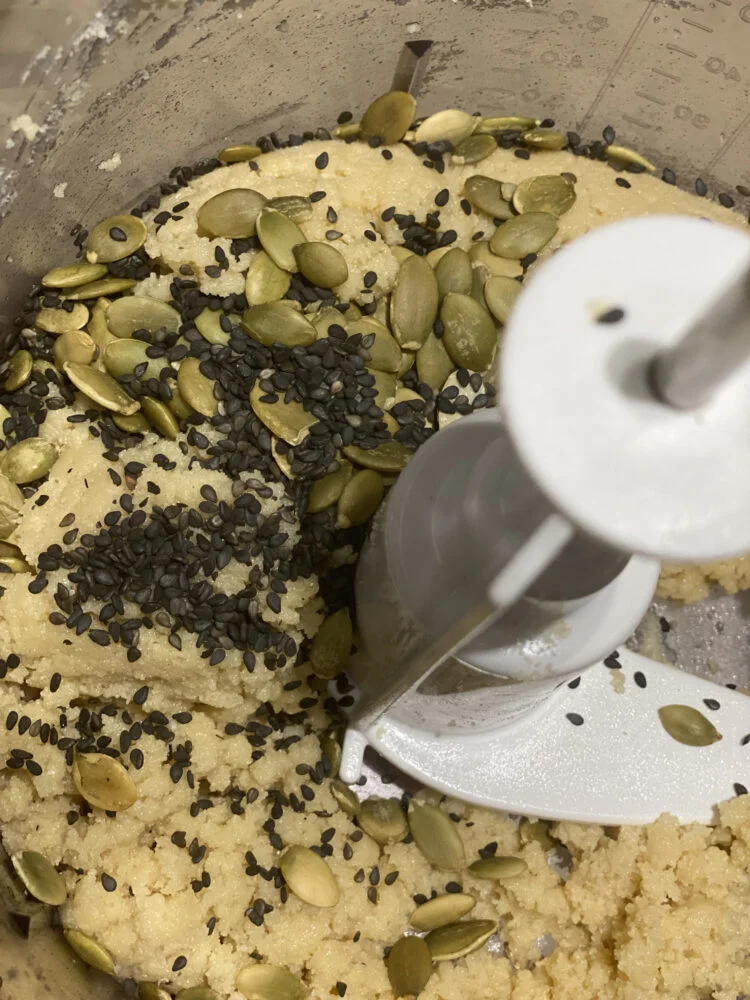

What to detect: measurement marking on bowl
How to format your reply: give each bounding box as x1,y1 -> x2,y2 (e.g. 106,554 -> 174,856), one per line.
682,17 -> 713,33
666,43 -> 697,59
634,90 -> 666,107
651,66 -> 681,83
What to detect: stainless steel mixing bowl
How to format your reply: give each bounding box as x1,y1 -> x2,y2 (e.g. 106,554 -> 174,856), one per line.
1,1 -> 749,996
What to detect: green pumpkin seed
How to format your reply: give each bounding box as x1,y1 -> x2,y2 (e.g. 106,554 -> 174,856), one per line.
250,382 -> 316,446
468,855 -> 528,879
490,212 -> 558,259
332,121 -> 361,139
313,306 -> 346,339
522,128 -> 568,150
390,255 -> 439,351
426,246 -> 451,269
63,362 -> 140,416
347,318 -> 401,373
415,109 -> 477,145
408,800 -> 465,870
87,214 -> 147,264
397,350 -> 416,378
245,251 -> 292,307
320,729 -> 342,776
177,357 -> 218,418
519,819 -> 556,851
279,845 -> 340,908
411,893 -> 476,931
11,850 -> 66,906
369,369 -> 397,412
167,388 -> 194,422
138,984 -> 172,1000
102,339 -> 161,379
477,115 -> 538,134
390,246 -> 414,265
87,298 -> 118,352
425,920 -> 497,961
271,438 -> 294,479
196,188 -> 268,239
176,990 -> 222,1000
307,462 -> 353,513
310,608 -> 353,678
361,90 -> 416,145
267,195 -> 314,224
73,751 -> 138,811
42,262 -> 109,289
257,207 -> 307,272
452,133 -> 497,165
0,540 -> 32,573
113,412 -> 150,434
0,404 -> 10,442
242,302 -> 316,348
658,705 -> 723,746
484,275 -> 522,324
236,964 -> 307,1000
141,397 -> 179,440
293,242 -> 349,289
53,330 -> 97,369
2,350 -> 33,391
106,296 -> 181,339
343,441 -> 411,473
358,797 -> 409,845
194,307 -> 233,344
336,469 -> 384,530
218,144 -> 262,163
36,303 -> 90,334
63,277 -> 138,301
469,241 -> 523,279
1,439 -> 58,484
0,474 -> 24,538
417,333 -> 454,392
330,779 -> 360,816
512,174 -> 576,217
463,175 -> 513,220
441,292 -> 497,372
64,929 -> 115,975
435,247 -> 473,299
606,144 -> 656,172
386,936 -> 432,998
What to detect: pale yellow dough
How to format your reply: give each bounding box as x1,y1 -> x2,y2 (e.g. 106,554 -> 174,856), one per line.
1,139 -> 749,1000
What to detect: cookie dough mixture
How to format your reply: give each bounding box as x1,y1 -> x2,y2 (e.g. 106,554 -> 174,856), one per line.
0,96 -> 748,1000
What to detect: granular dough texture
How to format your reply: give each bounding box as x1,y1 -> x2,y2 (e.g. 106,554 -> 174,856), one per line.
657,556 -> 750,604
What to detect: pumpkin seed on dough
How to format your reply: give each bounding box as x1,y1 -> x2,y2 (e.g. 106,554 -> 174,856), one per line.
330,779 -> 360,816
11,850 -> 66,906
336,469 -> 384,529
312,306 -> 344,339
256,207 -> 307,272
390,246 -> 415,265
348,318 -> 401,373
512,174 -> 576,217
477,115 -> 538,134
452,133 -> 497,165
193,307 -> 232,344
426,246 -> 452,269
177,357 -> 218,418
196,188 -> 268,239
64,929 -> 116,976
141,397 -> 179,440
1,439 -> 58,484
87,298 -> 117,352
386,936 -> 433,998
310,608 -> 353,678
658,705 -> 723,746
463,175 -> 513,220
361,90 -> 416,145
417,333 -> 454,392
307,462 -> 353,513
484,275 -> 522,325
397,350 -> 415,378
63,362 -> 140,416
343,441 -> 411,473
469,856 -> 528,879
441,292 -> 497,372
358,797 -> 409,845
0,474 -> 24,538
242,302 -> 316,348
332,121 -> 361,139
250,382 -> 316,446
410,893 -> 476,931
490,212 -> 558,259
2,350 -> 33,391
435,247 -> 473,299
293,242 -> 349,289
167,388 -> 194,422
369,369 -> 397,412
63,277 -> 138,301
245,251 -> 292,307
138,984 -> 172,1000
321,729 -> 342,776
268,195 -> 314,224
113,412 -> 150,434
36,303 -> 90,335
53,330 -> 97,369
73,752 -> 138,811
42,262 -> 108,289
106,296 -> 181,339
390,255 -> 439,350
469,241 -> 523,279
408,799 -> 465,870
218,144 -> 262,163
87,214 -> 147,264
415,109 -> 477,145
102,339 -> 160,379
606,144 -> 656,172
0,539 -> 31,573
236,964 -> 307,1000
176,989 -> 222,1000
279,845 -> 340,908
522,128 -> 568,150
425,920 -> 497,961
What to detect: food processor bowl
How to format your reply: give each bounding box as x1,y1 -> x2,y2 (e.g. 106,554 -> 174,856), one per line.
1,1 -> 748,997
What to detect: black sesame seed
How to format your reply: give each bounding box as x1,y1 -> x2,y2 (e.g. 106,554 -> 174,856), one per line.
381,149 -> 393,161
741,734 -> 750,746
172,956 -> 187,972
734,783 -> 748,796
566,712 -> 584,726
5,711 -> 18,730
26,760 -> 43,776
367,886 -> 378,904
445,881 -> 462,893
703,698 -> 720,711
310,190 -> 326,203
634,671 -> 647,689
384,871 -> 399,885
109,227 -> 128,242
315,152 -> 329,170
101,873 -> 117,892
695,177 -> 708,197
133,686 -> 149,705
604,653 -> 621,669
363,271 -> 377,289
336,983 -> 347,997
596,308 -> 625,325
718,193 -> 735,208
615,177 -> 631,189
435,188 -> 449,207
